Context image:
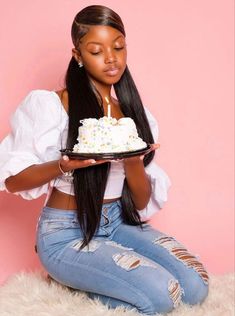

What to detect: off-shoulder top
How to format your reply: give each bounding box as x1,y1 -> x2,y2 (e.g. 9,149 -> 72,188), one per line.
0,90 -> 172,220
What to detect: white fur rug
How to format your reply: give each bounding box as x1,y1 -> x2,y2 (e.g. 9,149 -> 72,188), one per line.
0,271 -> 234,316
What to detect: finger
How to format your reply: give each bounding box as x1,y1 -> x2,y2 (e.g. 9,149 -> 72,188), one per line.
61,158 -> 95,170
87,159 -> 96,164
151,143 -> 160,150
93,159 -> 110,165
62,155 -> 69,161
140,143 -> 160,158
110,158 -> 124,163
78,159 -> 110,166
79,159 -> 96,166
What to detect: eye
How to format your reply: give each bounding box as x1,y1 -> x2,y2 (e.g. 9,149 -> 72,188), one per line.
90,52 -> 101,55
114,47 -> 124,51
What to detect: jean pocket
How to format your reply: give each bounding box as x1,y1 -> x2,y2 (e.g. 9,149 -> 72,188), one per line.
38,218 -> 79,236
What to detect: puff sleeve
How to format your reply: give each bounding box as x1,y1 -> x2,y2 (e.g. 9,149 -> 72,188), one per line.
0,90 -> 66,200
138,107 -> 172,220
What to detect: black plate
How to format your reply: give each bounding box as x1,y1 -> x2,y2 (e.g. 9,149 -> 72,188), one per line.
60,144 -> 152,160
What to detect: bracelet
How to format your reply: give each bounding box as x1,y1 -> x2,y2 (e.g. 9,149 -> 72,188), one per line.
58,161 -> 74,177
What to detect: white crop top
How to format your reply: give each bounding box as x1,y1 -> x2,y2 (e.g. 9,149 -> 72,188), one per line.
54,160 -> 125,199
0,90 -> 172,220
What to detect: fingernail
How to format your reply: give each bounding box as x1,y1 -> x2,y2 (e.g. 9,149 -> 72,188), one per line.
90,160 -> 96,164
62,155 -> 69,161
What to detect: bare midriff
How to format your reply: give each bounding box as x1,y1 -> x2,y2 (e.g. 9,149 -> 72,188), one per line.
46,187 -> 120,210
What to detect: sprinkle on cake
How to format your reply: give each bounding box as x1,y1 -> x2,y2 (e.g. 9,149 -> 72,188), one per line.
73,116 -> 147,153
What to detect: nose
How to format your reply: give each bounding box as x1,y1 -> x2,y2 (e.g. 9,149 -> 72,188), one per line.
104,49 -> 117,64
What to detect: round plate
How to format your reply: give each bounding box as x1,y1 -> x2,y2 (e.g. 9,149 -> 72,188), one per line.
60,144 -> 152,160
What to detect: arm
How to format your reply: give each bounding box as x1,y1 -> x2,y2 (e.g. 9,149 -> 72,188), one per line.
123,144 -> 160,210
5,160 -> 62,193
124,157 -> 151,210
5,157 -> 108,193
1,90 -> 109,196
134,107 -> 172,219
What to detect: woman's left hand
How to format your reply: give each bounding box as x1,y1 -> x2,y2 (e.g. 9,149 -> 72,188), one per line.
123,143 -> 160,165
140,143 -> 160,159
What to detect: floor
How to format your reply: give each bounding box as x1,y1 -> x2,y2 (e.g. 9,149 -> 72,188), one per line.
0,271 -> 234,316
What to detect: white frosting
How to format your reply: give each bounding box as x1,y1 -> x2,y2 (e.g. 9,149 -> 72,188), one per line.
73,116 -> 147,153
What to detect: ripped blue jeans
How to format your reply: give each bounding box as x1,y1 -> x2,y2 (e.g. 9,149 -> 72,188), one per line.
36,200 -> 209,315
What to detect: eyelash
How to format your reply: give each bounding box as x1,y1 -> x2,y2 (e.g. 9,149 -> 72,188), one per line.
90,47 -> 125,55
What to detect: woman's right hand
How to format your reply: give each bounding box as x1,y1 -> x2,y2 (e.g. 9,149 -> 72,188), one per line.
59,155 -> 110,173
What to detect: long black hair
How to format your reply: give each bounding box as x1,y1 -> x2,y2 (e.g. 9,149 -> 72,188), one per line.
65,5 -> 155,249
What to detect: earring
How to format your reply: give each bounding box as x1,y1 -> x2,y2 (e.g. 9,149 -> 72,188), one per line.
78,61 -> 83,68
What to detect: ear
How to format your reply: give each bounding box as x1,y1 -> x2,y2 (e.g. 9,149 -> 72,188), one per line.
71,48 -> 81,62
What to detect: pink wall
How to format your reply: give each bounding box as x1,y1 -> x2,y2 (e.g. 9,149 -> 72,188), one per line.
0,0 -> 234,284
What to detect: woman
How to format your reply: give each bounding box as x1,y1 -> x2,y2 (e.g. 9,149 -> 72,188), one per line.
0,5 -> 209,315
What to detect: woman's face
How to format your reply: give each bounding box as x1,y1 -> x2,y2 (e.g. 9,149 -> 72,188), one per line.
72,25 -> 127,87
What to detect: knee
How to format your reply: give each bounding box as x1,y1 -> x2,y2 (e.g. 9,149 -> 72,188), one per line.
137,297 -> 174,315
137,279 -> 183,315
182,273 -> 209,306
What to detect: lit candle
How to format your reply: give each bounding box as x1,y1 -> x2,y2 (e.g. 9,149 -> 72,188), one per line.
105,96 -> 111,117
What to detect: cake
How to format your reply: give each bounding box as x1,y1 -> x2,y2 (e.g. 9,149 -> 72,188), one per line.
72,116 -> 147,153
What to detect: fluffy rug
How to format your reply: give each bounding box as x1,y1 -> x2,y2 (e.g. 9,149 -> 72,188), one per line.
0,271 -> 234,316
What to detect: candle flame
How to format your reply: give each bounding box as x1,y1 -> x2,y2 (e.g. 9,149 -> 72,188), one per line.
105,96 -> 109,104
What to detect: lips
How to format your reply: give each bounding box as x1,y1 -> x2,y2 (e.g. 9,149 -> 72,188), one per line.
104,66 -> 119,76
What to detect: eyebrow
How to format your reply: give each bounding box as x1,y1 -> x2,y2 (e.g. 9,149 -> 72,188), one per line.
85,35 -> 124,47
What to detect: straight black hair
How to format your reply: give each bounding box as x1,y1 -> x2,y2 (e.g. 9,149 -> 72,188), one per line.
65,5 -> 155,249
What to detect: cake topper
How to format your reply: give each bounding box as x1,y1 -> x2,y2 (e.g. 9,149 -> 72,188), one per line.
105,96 -> 111,117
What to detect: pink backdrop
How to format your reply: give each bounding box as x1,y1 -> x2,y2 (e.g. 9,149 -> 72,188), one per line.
0,0 -> 234,284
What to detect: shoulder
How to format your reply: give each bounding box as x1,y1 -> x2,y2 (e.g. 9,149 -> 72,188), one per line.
22,89 -> 56,101
10,89 -> 68,128
54,89 -> 68,113
22,89 -> 61,104
17,89 -> 66,117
